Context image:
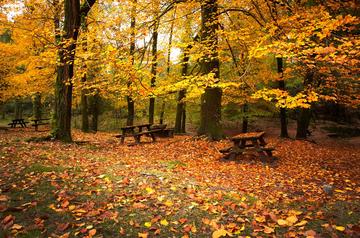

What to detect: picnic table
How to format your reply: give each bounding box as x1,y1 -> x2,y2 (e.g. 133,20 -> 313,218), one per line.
220,131 -> 275,160
8,119 -> 29,128
31,118 -> 50,131
116,123 -> 160,144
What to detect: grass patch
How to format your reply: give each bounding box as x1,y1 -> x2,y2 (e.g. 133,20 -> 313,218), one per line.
162,160 -> 187,170
23,163 -> 65,174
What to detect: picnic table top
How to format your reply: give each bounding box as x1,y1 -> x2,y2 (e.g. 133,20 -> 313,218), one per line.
31,118 -> 50,122
231,131 -> 265,141
12,119 -> 26,122
121,123 -> 152,130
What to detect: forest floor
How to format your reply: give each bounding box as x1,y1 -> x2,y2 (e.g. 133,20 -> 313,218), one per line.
0,125 -> 359,237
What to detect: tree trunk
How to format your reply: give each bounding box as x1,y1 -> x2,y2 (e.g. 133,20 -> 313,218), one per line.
80,18 -> 89,132
159,101 -> 165,124
90,92 -> 99,132
52,0 -> 95,142
81,88 -> 89,132
32,93 -> 42,120
175,89 -> 186,133
277,57 -> 289,138
148,3 -> 159,124
296,108 -> 311,139
175,43 -> 190,133
242,103 -> 248,133
15,100 -> 23,119
159,8 -> 176,125
296,70 -> 314,139
127,0 -> 136,126
198,0 -> 222,140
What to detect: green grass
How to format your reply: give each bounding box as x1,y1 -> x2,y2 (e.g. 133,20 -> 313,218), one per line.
23,163 -> 66,174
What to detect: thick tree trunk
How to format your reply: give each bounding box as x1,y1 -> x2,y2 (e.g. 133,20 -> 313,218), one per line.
52,0 -> 95,141
32,93 -> 42,120
296,70 -> 314,139
277,57 -> 289,138
52,0 -> 81,142
296,108 -> 311,139
198,0 -> 222,140
127,0 -> 136,126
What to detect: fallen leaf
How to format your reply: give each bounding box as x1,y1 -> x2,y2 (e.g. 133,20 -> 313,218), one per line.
11,224 -> 23,230
264,226 -> 274,234
294,220 -> 308,227
138,232 -> 148,238
212,228 -> 231,238
335,226 -> 345,231
277,219 -> 287,226
89,229 -> 97,236
160,219 -> 169,226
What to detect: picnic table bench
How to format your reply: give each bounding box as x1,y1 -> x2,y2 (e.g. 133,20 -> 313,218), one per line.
220,131 -> 275,160
8,119 -> 29,128
31,118 -> 50,131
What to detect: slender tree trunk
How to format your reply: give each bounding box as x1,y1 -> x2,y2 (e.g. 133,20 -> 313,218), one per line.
174,44 -> 190,133
198,0 -> 222,140
242,104 -> 248,133
81,87 -> 89,132
175,89 -> 186,133
90,92 -> 99,132
80,24 -> 89,132
277,57 -> 289,138
127,0 -> 136,126
32,93 -> 42,120
15,99 -> 22,119
159,8 -> 176,125
148,9 -> 159,124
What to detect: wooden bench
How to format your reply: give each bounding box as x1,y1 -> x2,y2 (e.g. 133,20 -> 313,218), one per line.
31,118 -> 50,131
150,124 -> 174,138
133,129 -> 163,143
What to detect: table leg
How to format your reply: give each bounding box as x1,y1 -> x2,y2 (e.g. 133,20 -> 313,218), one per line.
259,136 -> 266,146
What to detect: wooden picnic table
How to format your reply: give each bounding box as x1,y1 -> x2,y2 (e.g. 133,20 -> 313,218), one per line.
8,119 -> 29,128
117,123 -> 153,143
220,131 -> 275,160
31,118 -> 50,131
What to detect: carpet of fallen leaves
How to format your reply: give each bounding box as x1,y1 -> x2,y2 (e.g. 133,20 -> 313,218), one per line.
0,128 -> 359,238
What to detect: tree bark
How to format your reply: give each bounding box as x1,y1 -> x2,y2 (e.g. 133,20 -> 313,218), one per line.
81,24 -> 89,132
15,99 -> 23,119
296,70 -> 314,139
296,108 -> 311,139
148,2 -> 160,124
52,0 -> 95,142
90,92 -> 99,132
198,0 -> 222,140
127,0 -> 136,126
175,44 -> 190,133
32,93 -> 42,120
277,57 -> 289,138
